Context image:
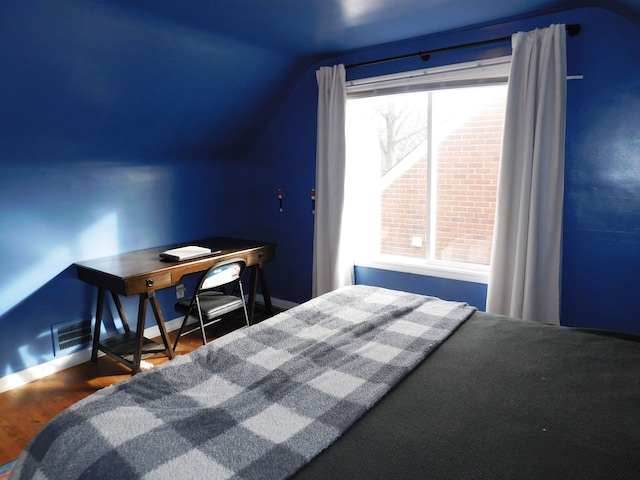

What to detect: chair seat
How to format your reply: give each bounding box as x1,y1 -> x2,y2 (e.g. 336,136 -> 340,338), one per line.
175,292 -> 245,321
173,258 -> 250,349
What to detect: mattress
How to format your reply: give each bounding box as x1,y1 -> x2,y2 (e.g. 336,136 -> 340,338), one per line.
294,310 -> 640,479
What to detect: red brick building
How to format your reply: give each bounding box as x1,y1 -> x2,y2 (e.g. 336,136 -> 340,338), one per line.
380,97 -> 505,265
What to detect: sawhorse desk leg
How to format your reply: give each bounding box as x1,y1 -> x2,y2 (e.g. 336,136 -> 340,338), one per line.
248,262 -> 273,323
91,289 -> 174,374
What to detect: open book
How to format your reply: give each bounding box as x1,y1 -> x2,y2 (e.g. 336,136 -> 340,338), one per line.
160,245 -> 212,261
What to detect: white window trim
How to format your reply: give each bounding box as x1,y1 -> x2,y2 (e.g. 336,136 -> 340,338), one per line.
355,256 -> 489,284
346,56 -> 512,97
348,56 -> 510,286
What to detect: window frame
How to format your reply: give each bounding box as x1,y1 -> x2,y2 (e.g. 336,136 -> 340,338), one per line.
346,56 -> 512,285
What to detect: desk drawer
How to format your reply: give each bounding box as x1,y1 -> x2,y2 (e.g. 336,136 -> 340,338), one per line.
126,272 -> 173,295
246,247 -> 275,266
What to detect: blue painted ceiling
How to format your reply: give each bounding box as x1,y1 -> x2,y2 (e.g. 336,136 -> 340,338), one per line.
106,0 -> 640,55
4,0 -> 640,160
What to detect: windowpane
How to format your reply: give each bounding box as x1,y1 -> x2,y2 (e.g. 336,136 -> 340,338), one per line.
346,84 -> 507,268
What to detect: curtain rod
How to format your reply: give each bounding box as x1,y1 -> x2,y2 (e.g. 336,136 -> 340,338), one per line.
346,24 -> 581,70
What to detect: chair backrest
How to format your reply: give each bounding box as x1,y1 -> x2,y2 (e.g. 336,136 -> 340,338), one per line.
198,258 -> 247,292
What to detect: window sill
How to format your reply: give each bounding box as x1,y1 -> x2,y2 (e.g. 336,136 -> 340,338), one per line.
354,256 -> 489,284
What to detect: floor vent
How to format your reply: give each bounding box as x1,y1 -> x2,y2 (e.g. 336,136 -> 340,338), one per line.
52,319 -> 92,356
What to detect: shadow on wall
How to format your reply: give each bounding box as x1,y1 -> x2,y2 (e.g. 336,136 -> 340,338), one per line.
0,213 -> 119,319
0,267 -> 94,377
0,211 -> 121,377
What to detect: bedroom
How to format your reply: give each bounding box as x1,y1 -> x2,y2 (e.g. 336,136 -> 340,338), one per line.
3,0 -> 640,387
1,0 -> 640,420
1,0 -> 640,477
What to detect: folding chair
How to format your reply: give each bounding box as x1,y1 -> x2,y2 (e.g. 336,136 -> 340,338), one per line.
173,258 -> 249,349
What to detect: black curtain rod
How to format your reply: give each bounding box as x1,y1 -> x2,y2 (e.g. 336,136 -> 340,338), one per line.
346,24 -> 581,70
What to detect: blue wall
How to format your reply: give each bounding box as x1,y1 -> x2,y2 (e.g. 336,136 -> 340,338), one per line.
354,267 -> 488,310
0,0 -> 292,376
2,3 -> 640,380
0,159 -> 247,375
247,7 -> 640,335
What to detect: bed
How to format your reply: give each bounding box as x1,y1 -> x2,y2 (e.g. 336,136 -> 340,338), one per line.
10,285 -> 640,479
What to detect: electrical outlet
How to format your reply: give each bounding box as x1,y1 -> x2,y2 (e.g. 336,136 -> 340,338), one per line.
176,284 -> 186,299
411,236 -> 423,247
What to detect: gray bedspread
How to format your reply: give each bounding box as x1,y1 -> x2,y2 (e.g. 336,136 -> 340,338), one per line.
294,309 -> 640,479
10,285 -> 475,479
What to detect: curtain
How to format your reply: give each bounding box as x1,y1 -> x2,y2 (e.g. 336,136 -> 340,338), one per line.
486,24 -> 567,325
312,64 -> 354,297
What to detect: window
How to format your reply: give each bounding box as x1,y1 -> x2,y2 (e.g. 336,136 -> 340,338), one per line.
345,57 -> 510,283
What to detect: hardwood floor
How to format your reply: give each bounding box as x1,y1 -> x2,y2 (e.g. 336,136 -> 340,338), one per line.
0,310 -> 275,466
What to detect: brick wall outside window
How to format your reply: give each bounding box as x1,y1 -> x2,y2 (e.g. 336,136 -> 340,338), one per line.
380,97 -> 506,265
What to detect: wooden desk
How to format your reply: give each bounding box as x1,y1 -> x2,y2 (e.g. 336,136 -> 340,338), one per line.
75,237 -> 276,374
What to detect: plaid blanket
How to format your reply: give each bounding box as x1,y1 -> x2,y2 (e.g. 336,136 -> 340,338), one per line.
11,285 -> 475,480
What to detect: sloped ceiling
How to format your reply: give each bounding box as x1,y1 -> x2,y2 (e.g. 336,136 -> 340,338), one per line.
3,0 -> 640,160
107,0 -> 640,55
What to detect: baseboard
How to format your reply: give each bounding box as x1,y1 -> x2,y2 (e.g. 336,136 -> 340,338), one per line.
0,349 -> 94,394
0,295 -> 298,394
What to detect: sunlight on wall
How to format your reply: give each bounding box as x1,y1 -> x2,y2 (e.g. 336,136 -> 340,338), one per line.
79,212 -> 120,261
0,213 -> 120,379
0,213 -> 119,319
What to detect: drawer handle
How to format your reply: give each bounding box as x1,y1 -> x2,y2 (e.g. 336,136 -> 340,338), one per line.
259,252 -> 264,259
146,278 -> 154,287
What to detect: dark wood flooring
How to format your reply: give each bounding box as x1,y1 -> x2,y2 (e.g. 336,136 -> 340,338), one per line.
0,309 -> 276,466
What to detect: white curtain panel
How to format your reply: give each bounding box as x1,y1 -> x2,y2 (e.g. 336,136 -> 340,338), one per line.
486,24 -> 567,324
312,64 -> 354,297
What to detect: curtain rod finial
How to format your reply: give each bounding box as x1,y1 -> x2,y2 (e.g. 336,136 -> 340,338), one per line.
567,24 -> 581,36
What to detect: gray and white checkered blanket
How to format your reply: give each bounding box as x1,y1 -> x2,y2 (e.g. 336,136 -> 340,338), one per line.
11,285 -> 475,480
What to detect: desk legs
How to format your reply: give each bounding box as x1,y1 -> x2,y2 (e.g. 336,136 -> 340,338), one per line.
248,263 -> 273,323
149,292 -> 174,360
91,289 -> 174,374
92,289 -> 134,363
112,293 -> 131,333
132,294 -> 148,374
91,288 -> 106,363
